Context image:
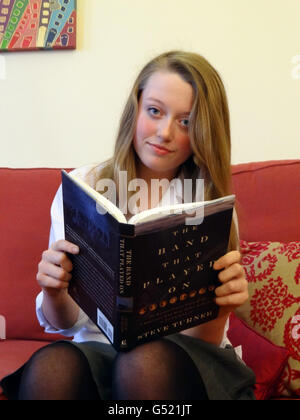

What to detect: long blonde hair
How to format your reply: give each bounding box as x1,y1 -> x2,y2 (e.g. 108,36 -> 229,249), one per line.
87,51 -> 238,250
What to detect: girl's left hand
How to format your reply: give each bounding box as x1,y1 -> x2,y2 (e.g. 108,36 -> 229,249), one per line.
213,250 -> 248,316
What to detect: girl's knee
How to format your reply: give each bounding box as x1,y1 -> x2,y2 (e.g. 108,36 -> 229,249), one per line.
114,339 -> 190,375
23,342 -> 87,382
19,342 -> 99,400
112,339 -> 207,400
29,342 -> 79,365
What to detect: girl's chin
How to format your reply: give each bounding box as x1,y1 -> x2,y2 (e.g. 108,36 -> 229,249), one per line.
137,160 -> 178,179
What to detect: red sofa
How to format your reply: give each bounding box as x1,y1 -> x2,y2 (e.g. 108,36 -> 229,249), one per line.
0,160 -> 299,400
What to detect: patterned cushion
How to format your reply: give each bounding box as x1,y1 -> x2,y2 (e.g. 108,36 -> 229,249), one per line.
237,241 -> 300,397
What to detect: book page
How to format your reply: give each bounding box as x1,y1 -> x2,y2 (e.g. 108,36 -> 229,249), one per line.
128,195 -> 235,225
64,171 -> 127,223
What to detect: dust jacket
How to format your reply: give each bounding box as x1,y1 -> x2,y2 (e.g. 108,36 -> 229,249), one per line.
62,170 -> 234,351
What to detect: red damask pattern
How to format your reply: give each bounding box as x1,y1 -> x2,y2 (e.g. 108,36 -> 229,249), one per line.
240,240 -> 271,257
275,364 -> 292,396
273,364 -> 293,397
295,263 -> 300,285
241,241 -> 277,283
273,242 -> 300,262
240,241 -> 300,397
284,308 -> 300,362
274,365 -> 300,397
247,254 -> 277,283
250,277 -> 300,333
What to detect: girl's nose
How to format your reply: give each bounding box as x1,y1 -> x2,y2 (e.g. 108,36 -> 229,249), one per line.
157,118 -> 173,141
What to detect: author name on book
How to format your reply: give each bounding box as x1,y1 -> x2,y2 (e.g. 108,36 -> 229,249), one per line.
137,310 -> 214,341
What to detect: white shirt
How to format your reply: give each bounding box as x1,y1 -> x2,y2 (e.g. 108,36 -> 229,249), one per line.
36,163 -> 240,356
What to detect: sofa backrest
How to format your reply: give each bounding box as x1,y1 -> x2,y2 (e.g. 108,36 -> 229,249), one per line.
232,160 -> 300,242
0,160 -> 299,340
0,168 -> 68,341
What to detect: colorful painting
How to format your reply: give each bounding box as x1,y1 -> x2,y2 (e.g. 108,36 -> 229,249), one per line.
0,0 -> 76,51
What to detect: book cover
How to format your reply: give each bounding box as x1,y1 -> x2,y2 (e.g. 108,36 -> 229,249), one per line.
62,170 -> 234,351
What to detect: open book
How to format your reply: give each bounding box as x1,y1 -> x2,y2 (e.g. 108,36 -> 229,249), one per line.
62,170 -> 235,351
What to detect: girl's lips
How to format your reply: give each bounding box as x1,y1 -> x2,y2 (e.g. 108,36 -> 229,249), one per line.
147,142 -> 173,155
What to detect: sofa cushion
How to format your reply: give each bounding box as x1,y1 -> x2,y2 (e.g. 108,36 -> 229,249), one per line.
231,160 -> 300,242
0,168 -> 70,341
228,313 -> 289,400
236,240 -> 300,397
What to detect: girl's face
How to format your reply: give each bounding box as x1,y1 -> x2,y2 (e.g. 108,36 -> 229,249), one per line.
133,71 -> 194,181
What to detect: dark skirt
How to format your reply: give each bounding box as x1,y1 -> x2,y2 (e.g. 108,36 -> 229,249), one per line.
1,334 -> 256,400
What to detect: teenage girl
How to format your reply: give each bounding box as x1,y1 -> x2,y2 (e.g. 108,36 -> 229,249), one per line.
1,51 -> 255,400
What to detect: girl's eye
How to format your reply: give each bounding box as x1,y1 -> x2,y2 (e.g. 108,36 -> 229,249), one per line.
147,107 -> 161,117
180,118 -> 190,128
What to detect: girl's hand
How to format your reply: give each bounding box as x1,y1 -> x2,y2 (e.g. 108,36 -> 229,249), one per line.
37,240 -> 79,297
213,250 -> 248,317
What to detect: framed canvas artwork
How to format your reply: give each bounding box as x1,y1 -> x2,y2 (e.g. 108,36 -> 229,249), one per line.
0,0 -> 76,51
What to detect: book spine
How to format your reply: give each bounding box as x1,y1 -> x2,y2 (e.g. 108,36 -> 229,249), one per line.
115,234 -> 134,350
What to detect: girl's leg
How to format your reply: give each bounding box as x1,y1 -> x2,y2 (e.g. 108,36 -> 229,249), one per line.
18,342 -> 100,400
112,339 -> 208,400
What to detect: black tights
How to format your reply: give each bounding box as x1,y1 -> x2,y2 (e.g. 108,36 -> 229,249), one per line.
18,340 -> 208,400
18,342 -> 100,400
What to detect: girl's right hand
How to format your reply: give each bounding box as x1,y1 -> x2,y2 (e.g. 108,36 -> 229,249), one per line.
37,240 -> 79,296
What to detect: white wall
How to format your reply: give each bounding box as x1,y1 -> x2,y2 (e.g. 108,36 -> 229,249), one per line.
0,0 -> 299,168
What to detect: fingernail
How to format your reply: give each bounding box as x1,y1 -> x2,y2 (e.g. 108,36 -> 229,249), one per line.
213,262 -> 219,270
72,246 -> 79,254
